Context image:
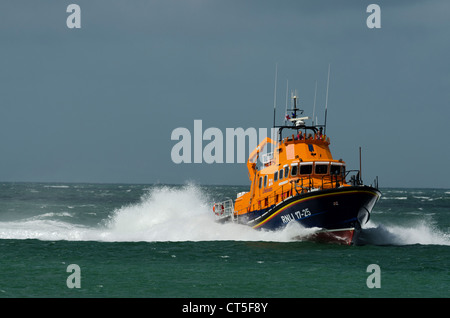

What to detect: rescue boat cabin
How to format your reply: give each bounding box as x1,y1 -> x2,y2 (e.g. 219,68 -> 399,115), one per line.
234,104 -> 353,217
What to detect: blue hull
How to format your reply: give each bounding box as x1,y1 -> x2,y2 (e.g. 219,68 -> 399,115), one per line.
237,186 -> 381,243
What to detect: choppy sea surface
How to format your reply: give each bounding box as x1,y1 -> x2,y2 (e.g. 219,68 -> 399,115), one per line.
0,182 -> 448,298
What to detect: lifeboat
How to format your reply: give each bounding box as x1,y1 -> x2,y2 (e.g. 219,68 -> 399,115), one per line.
213,92 -> 381,245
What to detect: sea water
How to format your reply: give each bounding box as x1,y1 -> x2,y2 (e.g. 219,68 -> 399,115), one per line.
0,183 -> 448,298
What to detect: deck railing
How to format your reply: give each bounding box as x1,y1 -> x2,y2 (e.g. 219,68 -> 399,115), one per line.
212,198 -> 235,220
214,170 -> 372,217
235,173 -> 351,215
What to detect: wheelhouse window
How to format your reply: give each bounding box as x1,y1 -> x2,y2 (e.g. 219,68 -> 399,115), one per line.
315,164 -> 328,174
331,163 -> 346,177
291,164 -> 298,176
274,171 -> 278,182
330,164 -> 341,175
279,169 -> 284,180
259,176 -> 262,188
284,165 -> 290,178
300,164 -> 312,175
264,175 -> 268,187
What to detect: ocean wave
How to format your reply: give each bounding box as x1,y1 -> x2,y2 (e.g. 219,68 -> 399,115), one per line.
37,212 -> 74,218
0,184 -> 448,246
43,185 -> 70,189
0,185 -> 299,243
0,219 -> 89,241
381,196 -> 407,200
359,220 -> 450,246
101,184 -> 303,242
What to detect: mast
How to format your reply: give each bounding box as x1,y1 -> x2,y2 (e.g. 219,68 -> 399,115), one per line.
273,63 -> 278,129
324,64 -> 330,135
312,81 -> 317,126
293,91 -> 297,118
359,146 -> 362,183
284,79 -> 288,124
288,89 -> 302,124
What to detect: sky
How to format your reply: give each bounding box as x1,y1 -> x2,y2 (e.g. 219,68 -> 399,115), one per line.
0,0 -> 449,188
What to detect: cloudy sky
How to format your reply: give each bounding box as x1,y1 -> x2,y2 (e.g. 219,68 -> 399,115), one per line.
0,0 -> 449,188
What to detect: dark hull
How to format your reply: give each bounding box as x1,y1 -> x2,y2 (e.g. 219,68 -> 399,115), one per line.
236,186 -> 381,245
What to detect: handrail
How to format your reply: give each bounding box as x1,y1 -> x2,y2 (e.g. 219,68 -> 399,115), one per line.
235,174 -> 348,215
212,198 -> 234,220
261,152 -> 274,165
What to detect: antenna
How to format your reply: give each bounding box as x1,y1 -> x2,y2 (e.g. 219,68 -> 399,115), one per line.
273,63 -> 278,129
359,146 -> 363,184
284,79 -> 289,124
324,64 -> 331,134
312,81 -> 317,126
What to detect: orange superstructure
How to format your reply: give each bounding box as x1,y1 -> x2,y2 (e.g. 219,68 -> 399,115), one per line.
234,129 -> 349,216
